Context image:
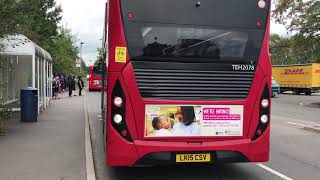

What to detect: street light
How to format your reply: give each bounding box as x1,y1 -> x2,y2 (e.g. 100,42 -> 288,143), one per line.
80,42 -> 84,74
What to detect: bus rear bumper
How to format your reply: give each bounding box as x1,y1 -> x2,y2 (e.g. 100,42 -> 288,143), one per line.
88,85 -> 103,90
106,129 -> 269,166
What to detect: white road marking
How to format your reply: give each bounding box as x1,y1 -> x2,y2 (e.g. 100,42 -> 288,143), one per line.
97,115 -> 102,118
272,115 -> 303,123
287,121 -> 320,128
257,163 -> 293,180
287,122 -> 308,127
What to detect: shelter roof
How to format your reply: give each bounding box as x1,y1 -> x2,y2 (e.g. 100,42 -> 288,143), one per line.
0,34 -> 52,61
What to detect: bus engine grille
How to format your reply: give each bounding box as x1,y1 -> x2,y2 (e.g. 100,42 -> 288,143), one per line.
132,61 -> 255,100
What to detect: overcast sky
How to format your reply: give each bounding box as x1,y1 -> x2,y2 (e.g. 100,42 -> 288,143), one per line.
56,0 -> 106,66
56,0 -> 286,66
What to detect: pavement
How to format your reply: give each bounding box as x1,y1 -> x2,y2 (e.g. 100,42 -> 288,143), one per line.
87,92 -> 320,180
0,93 -> 86,180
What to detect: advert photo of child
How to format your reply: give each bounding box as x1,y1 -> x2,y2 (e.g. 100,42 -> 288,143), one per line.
152,116 -> 173,136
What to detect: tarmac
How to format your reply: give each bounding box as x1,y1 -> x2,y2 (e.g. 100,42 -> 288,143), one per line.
0,93 -> 86,180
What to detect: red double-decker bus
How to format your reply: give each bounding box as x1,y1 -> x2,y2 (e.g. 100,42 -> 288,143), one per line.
103,0 -> 271,166
88,65 -> 103,91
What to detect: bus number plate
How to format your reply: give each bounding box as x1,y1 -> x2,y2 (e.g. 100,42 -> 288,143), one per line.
176,153 -> 211,163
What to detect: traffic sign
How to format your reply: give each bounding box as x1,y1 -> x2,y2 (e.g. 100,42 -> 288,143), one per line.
76,59 -> 81,67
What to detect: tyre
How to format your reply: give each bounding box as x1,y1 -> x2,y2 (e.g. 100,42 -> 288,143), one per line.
305,91 -> 312,95
293,90 -> 300,95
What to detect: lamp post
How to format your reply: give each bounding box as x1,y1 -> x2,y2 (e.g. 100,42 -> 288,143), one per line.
80,42 -> 84,74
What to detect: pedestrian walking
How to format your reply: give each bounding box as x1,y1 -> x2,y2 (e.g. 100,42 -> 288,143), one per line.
78,76 -> 84,96
63,76 -> 67,91
54,77 -> 62,99
60,75 -> 65,91
67,76 -> 76,97
72,76 -> 77,96
52,75 -> 56,99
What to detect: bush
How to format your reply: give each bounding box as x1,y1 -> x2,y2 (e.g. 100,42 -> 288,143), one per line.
0,55 -> 13,136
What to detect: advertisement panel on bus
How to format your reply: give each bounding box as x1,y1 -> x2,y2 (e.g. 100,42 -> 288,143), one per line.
145,105 -> 243,137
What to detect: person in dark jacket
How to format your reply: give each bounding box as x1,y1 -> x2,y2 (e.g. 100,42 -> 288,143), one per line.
78,76 -> 84,96
67,76 -> 76,97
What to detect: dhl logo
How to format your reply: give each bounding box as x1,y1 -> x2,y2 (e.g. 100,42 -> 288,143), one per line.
282,68 -> 305,75
315,69 -> 320,73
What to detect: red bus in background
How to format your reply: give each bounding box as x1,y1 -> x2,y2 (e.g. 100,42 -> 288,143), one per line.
88,65 -> 103,91
103,0 -> 271,167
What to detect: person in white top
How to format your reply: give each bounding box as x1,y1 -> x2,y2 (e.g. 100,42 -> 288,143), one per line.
172,106 -> 200,136
152,116 -> 172,136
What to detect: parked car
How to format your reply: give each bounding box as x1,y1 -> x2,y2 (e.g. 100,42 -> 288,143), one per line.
272,77 -> 280,97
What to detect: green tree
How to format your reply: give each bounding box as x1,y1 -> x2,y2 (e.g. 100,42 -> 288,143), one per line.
51,28 -> 80,75
0,0 -> 62,51
273,0 -> 320,63
0,55 -> 13,136
0,0 -> 20,50
94,47 -> 104,65
270,34 -> 319,65
270,34 -> 293,65
15,0 -> 62,50
273,0 -> 320,38
0,1 -> 85,75
0,0 -> 19,36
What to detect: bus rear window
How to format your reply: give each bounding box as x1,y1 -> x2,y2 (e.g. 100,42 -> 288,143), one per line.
92,67 -> 103,77
120,0 -> 269,62
143,27 -> 249,59
123,24 -> 264,61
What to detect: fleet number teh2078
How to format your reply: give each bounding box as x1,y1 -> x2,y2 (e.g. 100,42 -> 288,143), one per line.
232,64 -> 255,71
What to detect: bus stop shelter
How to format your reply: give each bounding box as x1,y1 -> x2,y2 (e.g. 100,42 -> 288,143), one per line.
0,34 -> 53,113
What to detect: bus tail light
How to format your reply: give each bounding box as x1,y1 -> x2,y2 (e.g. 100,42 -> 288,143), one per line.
261,99 -> 269,108
113,114 -> 123,124
252,86 -> 270,141
258,0 -> 266,8
113,97 -> 123,107
260,115 -> 268,124
111,80 -> 132,142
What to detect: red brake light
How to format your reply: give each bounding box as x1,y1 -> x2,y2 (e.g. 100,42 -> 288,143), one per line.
127,12 -> 134,18
257,129 -> 262,135
121,130 -> 127,136
256,21 -> 261,27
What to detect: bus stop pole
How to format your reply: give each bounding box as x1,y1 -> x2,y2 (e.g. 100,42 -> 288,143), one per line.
80,42 -> 84,74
